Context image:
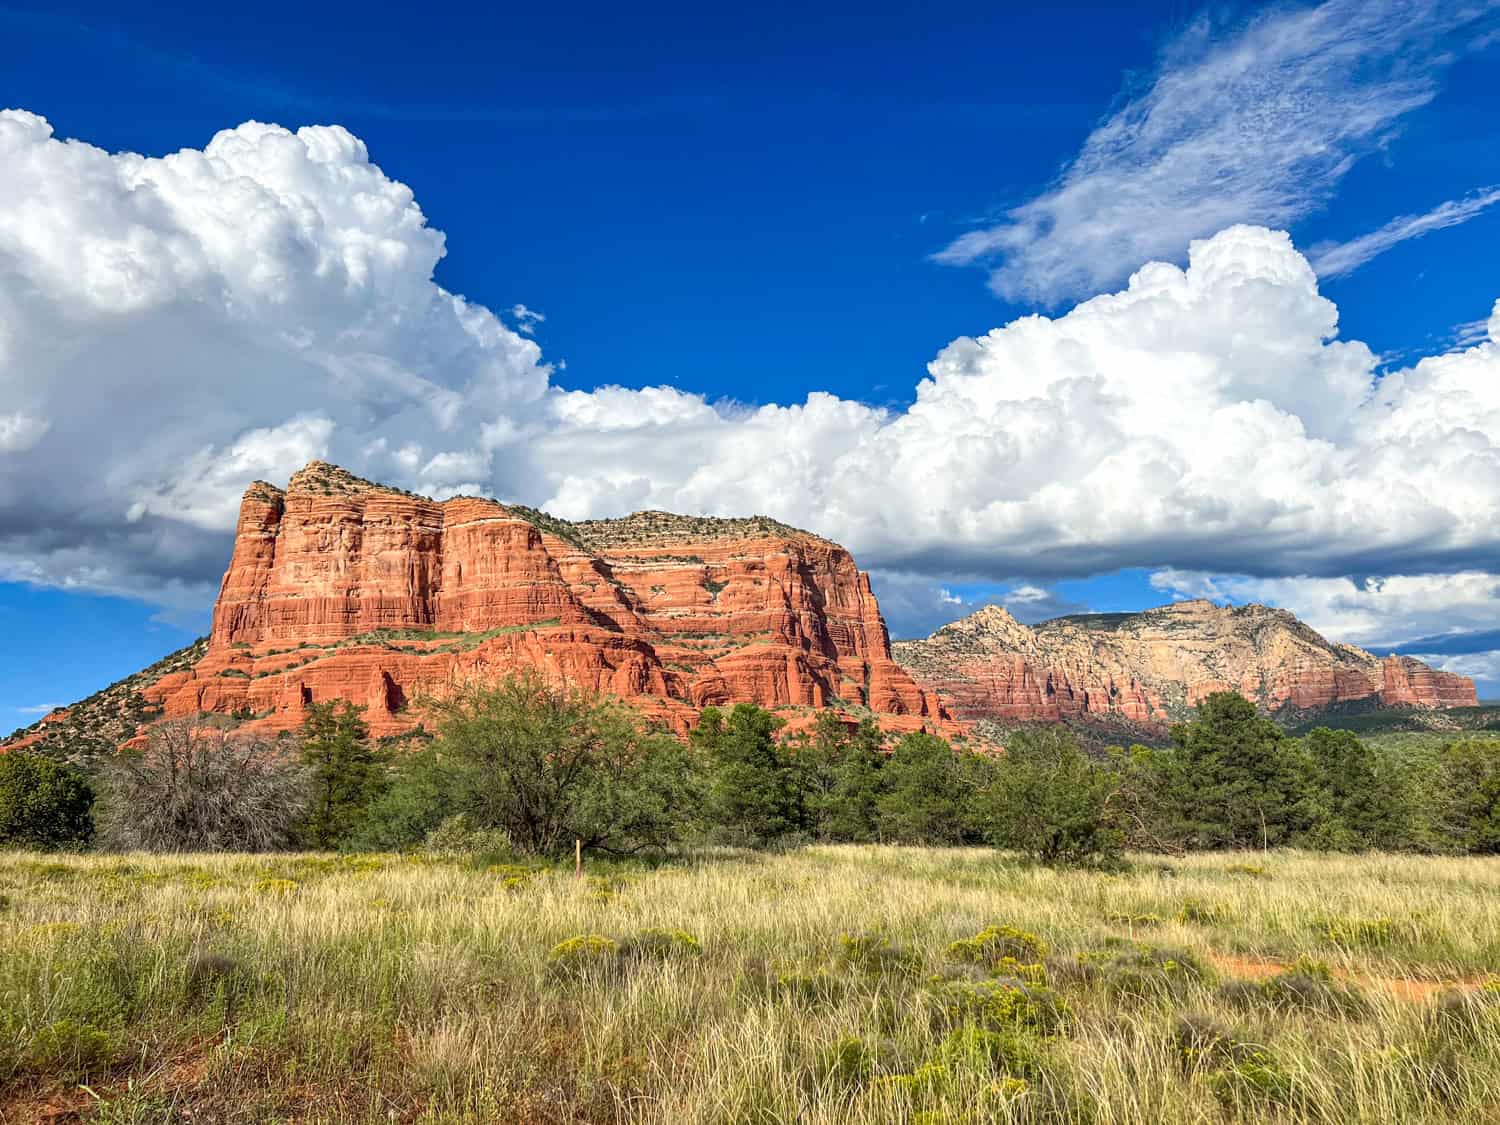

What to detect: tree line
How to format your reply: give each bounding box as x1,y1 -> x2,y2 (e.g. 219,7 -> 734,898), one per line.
2,678 -> 1497,864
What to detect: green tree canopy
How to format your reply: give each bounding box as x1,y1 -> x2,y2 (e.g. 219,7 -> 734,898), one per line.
1435,738 -> 1500,854
1301,727 -> 1413,851
876,731 -> 976,844
980,727 -> 1122,866
418,672 -> 697,857
299,700 -> 385,849
795,713 -> 887,842
1164,692 -> 1317,849
0,751 -> 94,851
695,704 -> 804,844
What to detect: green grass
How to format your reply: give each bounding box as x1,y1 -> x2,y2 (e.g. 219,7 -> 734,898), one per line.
2,848 -> 1499,1122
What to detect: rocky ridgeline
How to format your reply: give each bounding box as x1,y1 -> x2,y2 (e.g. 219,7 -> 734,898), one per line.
6,461 -> 1476,758
87,461 -> 951,743
892,600 -> 1476,728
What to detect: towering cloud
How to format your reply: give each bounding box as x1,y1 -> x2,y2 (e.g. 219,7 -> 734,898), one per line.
0,110 -> 1497,661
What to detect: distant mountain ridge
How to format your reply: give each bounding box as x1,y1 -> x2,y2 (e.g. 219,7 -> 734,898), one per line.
892,599 -> 1476,728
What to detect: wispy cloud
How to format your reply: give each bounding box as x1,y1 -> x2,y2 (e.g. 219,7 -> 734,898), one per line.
937,0 -> 1500,305
1449,311 -> 1497,351
15,702 -> 62,715
1310,188 -> 1500,278
510,304 -> 546,336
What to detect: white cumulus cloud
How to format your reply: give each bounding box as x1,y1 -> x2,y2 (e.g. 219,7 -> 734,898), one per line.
0,111 -> 1498,654
536,225 -> 1500,592
0,109 -> 551,603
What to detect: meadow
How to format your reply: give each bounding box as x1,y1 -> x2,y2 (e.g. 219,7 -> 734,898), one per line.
3,846 -> 1500,1124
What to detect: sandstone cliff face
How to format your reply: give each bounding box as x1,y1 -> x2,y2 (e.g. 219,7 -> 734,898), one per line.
892,600 -> 1477,726
144,463 -> 949,738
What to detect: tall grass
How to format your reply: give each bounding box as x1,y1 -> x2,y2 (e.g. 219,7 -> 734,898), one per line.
2,847 -> 1499,1123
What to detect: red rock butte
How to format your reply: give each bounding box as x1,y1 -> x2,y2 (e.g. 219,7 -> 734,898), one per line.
893,601 -> 1477,727
144,462 -> 952,739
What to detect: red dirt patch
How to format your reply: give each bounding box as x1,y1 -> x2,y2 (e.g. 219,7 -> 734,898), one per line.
1208,953 -> 1482,1003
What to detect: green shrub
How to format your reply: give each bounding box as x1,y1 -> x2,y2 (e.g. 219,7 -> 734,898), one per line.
1172,1013 -> 1256,1072
1102,910 -> 1163,928
1091,943 -> 1214,1002
764,966 -> 848,1008
1042,954 -> 1101,991
617,928 -> 701,963
422,813 -> 515,859
938,1025 -> 1045,1079
1206,1047 -> 1299,1111
818,1035 -> 878,1087
945,924 -> 1047,967
0,751 -> 94,850
1312,915 -> 1395,947
546,934 -> 618,978
1177,897 -> 1233,925
25,1018 -> 125,1080
928,978 -> 1071,1036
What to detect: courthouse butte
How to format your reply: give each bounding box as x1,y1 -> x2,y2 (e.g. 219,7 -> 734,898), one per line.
140,461 -> 952,740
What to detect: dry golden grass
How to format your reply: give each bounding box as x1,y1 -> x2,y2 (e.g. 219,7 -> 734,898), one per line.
2,846 -> 1499,1123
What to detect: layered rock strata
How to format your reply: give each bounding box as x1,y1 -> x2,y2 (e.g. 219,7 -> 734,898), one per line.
143,462 -> 950,738
893,601 -> 1476,727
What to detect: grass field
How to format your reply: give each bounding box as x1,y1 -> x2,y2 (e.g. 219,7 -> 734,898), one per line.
4,847 -> 1500,1124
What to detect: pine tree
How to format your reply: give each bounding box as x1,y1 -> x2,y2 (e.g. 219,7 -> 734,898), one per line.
876,731 -> 972,844
1302,728 -> 1409,850
696,704 -> 804,844
1436,738 -> 1500,853
299,701 -> 384,849
798,715 -> 887,842
1164,692 -> 1317,849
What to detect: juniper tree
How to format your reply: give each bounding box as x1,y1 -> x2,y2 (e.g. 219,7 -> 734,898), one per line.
1163,692 -> 1317,850
876,731 -> 975,844
980,727 -> 1122,866
695,704 -> 805,844
298,700 -> 385,849
0,751 -> 94,850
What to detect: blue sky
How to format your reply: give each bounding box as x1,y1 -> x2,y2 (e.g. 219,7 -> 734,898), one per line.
1,0 -> 1498,726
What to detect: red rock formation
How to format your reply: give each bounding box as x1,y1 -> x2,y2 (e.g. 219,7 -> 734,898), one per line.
1380,655 -> 1479,709
893,601 -> 1476,727
144,463 -> 951,739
